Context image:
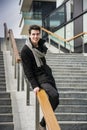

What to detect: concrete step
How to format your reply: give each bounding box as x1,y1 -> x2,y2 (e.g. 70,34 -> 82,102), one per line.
47,61 -> 87,64
47,59 -> 87,62
54,76 -> 87,79
0,106 -> 12,114
0,73 -> 5,76
53,69 -> 87,73
59,92 -> 87,98
0,63 -> 4,65
0,78 -> 6,82
0,69 -> 5,72
0,66 -> 4,69
0,92 -> 10,98
0,113 -> 13,122
58,87 -> 87,92
0,75 -> 5,78
51,66 -> 87,69
56,113 -> 87,121
55,79 -> 87,84
0,122 -> 14,130
53,72 -> 87,76
55,80 -> 87,84
59,121 -> 87,130
0,66 -> 5,69
46,54 -> 86,58
0,86 -> 6,91
56,105 -> 87,113
47,54 -> 86,57
56,82 -> 87,87
46,53 -> 85,57
0,82 -> 6,86
0,99 -> 11,105
60,98 -> 87,105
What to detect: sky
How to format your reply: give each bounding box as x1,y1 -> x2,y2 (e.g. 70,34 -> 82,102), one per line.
0,0 -> 22,38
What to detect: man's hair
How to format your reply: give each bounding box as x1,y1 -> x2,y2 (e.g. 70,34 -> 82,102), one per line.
28,25 -> 41,34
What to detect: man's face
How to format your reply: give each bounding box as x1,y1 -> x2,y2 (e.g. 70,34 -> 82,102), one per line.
29,30 -> 40,47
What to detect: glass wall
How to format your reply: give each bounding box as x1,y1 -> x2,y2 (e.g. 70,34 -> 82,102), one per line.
49,27 -> 64,47
43,0 -> 74,31
49,22 -> 74,51
83,13 -> 87,43
42,5 -> 65,30
83,0 -> 87,11
56,0 -> 65,7
66,0 -> 73,21
50,6 -> 65,29
43,0 -> 87,52
66,21 -> 74,51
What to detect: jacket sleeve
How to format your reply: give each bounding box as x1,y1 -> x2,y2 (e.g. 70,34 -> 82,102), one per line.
21,48 -> 39,89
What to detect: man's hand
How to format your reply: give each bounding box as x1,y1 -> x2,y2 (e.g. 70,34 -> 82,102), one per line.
34,87 -> 40,95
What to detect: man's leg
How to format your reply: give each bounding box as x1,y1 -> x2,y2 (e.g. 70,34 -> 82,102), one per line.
40,83 -> 59,127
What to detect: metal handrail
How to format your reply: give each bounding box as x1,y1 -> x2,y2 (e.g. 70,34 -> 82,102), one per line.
41,26 -> 87,53
3,23 -> 9,40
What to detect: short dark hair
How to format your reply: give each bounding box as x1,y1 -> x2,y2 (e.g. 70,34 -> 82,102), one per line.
28,25 -> 41,34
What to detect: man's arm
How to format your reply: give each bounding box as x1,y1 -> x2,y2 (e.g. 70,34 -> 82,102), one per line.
21,47 -> 39,90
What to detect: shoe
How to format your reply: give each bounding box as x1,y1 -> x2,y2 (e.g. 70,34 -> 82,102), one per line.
39,124 -> 46,130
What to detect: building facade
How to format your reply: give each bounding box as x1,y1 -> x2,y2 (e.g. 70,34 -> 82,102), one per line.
20,0 -> 87,53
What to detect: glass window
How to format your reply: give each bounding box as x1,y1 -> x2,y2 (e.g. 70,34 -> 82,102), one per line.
33,1 -> 42,19
49,6 -> 65,29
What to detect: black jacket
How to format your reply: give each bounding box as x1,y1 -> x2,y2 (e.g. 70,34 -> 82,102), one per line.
21,39 -> 56,89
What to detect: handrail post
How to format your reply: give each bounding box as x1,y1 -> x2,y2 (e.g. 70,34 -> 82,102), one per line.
17,62 -> 20,91
81,36 -> 85,53
48,35 -> 51,47
35,96 -> 40,130
26,82 -> 30,106
25,78 -> 30,105
3,23 -> 9,40
14,58 -> 17,79
58,41 -> 60,53
69,41 -> 72,53
21,68 -> 24,91
8,37 -> 12,52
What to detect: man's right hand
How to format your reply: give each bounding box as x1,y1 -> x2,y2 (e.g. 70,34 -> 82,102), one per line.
34,87 -> 40,95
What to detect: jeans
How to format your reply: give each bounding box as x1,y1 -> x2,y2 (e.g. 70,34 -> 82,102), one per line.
40,83 -> 59,127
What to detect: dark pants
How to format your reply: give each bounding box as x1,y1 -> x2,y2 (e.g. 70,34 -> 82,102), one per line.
40,83 -> 59,127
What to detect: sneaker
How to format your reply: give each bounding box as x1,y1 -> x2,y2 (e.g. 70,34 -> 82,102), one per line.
39,124 -> 46,130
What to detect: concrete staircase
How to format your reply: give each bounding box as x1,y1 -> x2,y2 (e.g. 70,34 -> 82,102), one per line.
46,52 -> 87,130
0,40 -> 14,130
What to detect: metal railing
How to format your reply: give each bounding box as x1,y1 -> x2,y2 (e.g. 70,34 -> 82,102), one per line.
41,26 -> 87,53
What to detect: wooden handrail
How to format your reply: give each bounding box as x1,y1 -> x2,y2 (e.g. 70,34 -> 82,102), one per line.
41,26 -> 87,44
37,89 -> 61,130
41,27 -> 66,42
66,32 -> 87,42
9,29 -> 21,63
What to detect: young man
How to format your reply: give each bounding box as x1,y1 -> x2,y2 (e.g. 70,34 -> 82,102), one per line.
21,25 -> 59,130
